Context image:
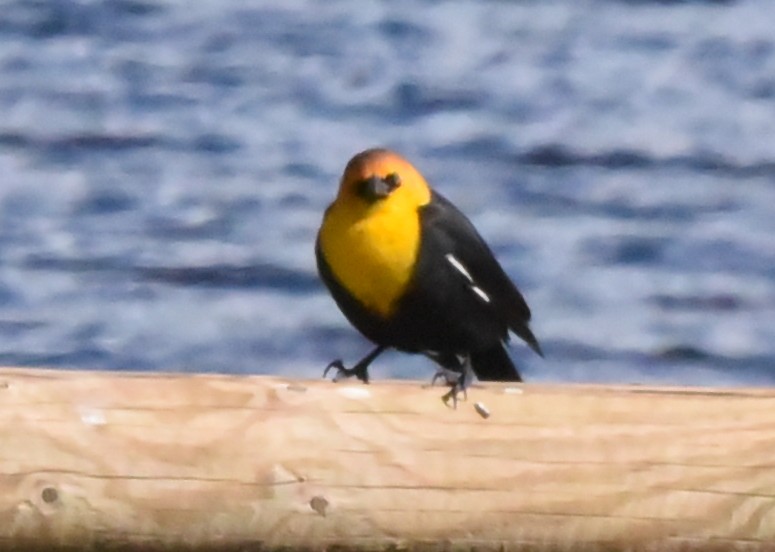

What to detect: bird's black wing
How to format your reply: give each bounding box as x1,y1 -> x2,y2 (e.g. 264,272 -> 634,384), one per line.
417,190 -> 543,357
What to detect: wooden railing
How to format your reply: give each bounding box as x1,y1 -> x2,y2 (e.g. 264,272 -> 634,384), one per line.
1,367 -> 774,551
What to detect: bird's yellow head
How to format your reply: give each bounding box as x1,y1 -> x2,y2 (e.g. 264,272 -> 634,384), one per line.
334,148 -> 432,213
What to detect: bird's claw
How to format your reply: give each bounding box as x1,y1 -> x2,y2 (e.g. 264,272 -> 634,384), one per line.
431,367 -> 468,409
323,359 -> 369,384
441,382 -> 467,409
323,359 -> 344,380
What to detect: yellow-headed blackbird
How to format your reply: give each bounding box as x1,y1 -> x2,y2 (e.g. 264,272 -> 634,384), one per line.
316,148 -> 542,403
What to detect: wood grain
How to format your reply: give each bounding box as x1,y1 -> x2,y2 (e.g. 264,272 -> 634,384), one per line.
0,367 -> 774,551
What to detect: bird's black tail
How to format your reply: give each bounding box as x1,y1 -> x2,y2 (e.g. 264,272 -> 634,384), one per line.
470,346 -> 522,382
513,323 -> 544,358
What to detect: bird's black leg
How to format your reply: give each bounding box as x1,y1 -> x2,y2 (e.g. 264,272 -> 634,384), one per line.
323,345 -> 386,384
428,353 -> 474,409
441,355 -> 474,408
427,351 -> 462,386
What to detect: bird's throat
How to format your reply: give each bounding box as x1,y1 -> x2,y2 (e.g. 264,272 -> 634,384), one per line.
320,203 -> 421,318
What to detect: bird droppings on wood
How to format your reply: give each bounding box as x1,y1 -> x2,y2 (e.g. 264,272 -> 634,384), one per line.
78,407 -> 107,426
503,386 -> 523,395
310,496 -> 329,517
474,402 -> 490,419
337,386 -> 371,399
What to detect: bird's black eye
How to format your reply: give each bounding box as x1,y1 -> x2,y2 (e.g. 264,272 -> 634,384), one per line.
385,172 -> 401,190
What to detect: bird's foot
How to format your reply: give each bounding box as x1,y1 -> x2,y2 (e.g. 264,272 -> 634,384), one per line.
323,359 -> 370,384
431,368 -> 468,409
431,360 -> 474,410
441,379 -> 468,409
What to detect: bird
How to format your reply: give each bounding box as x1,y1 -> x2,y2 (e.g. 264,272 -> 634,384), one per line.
316,148 -> 542,405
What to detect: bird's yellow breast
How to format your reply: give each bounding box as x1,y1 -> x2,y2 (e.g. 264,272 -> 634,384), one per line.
319,199 -> 421,318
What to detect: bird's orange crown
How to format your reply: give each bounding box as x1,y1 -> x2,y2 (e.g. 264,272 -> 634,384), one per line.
336,148 -> 432,211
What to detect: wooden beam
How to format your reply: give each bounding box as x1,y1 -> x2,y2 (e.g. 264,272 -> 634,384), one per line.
0,367 -> 774,551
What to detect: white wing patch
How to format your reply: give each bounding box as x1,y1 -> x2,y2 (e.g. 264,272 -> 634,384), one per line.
471,285 -> 491,303
445,253 -> 473,282
445,253 -> 491,304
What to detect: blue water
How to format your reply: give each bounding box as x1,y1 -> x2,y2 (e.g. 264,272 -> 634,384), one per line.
1,0 -> 773,386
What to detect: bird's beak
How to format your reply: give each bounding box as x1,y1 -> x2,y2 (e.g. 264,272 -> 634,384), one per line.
357,174 -> 401,202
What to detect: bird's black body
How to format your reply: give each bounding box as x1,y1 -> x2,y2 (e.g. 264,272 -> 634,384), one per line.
317,190 -> 542,383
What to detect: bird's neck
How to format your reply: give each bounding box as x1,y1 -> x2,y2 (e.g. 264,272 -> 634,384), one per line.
319,201 -> 422,317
